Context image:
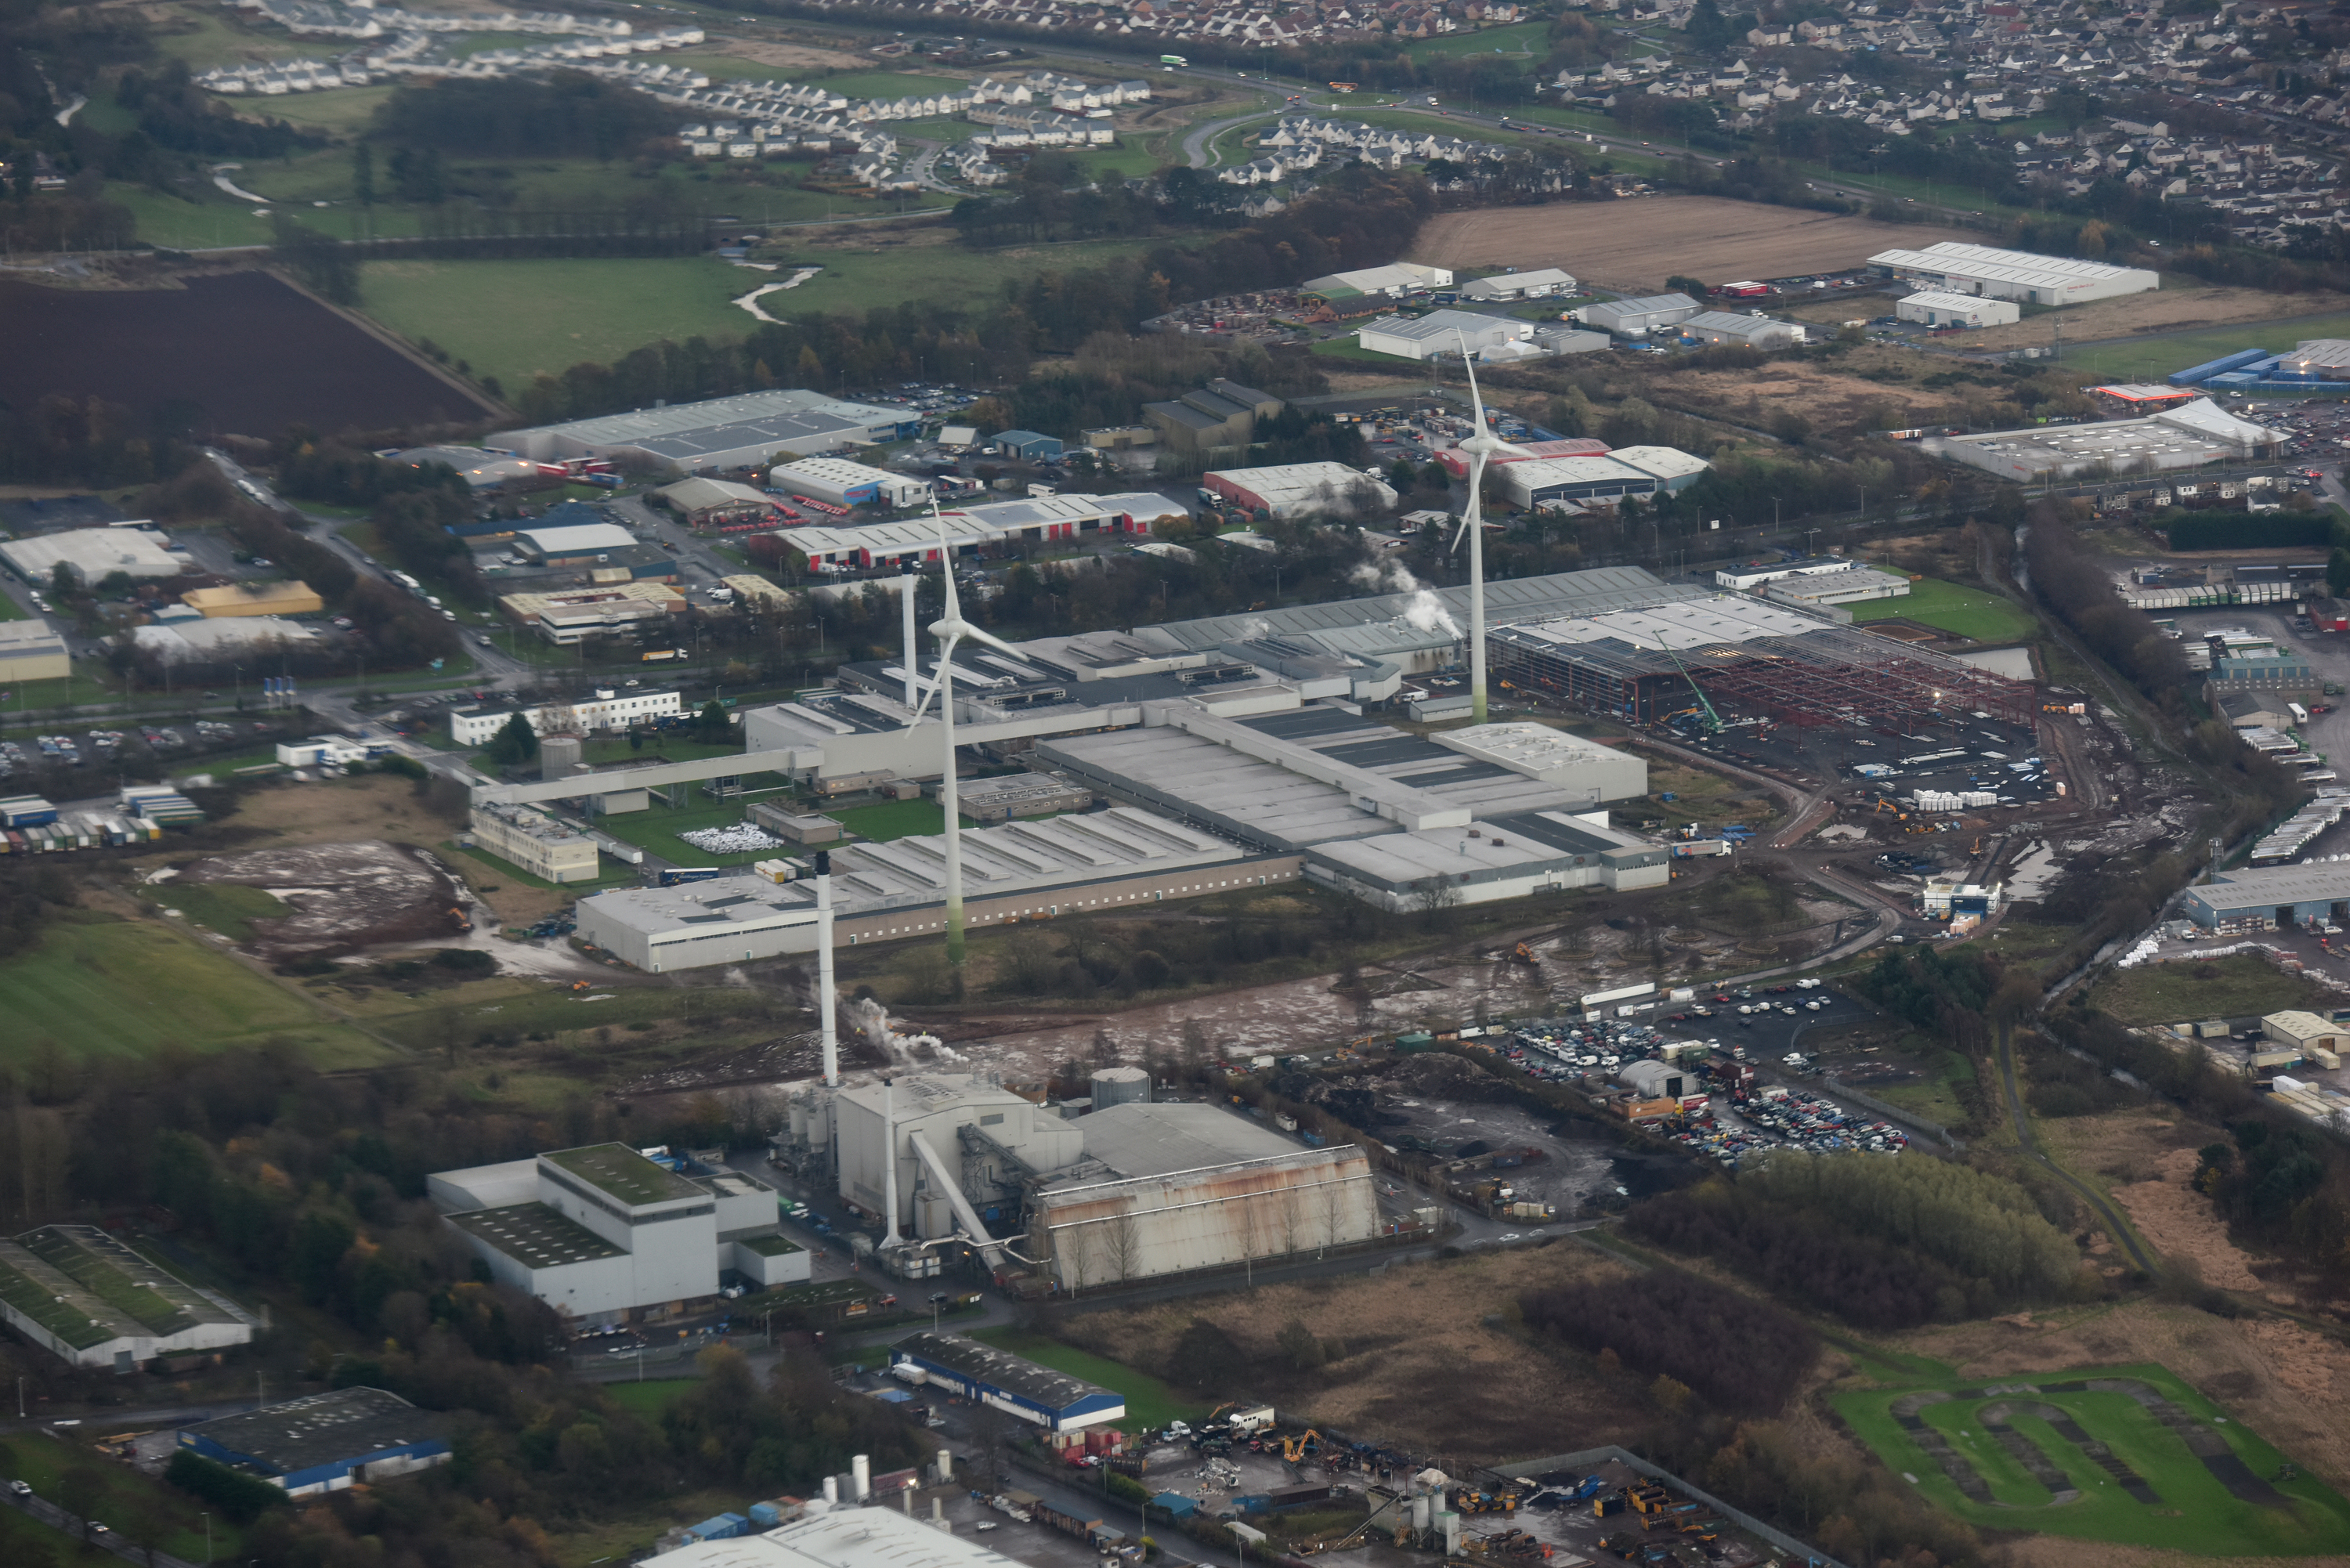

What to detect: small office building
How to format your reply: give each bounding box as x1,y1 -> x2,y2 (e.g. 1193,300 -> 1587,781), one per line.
1897,291 -> 2021,329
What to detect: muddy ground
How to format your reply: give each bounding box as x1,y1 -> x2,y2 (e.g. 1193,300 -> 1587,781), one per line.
168,839 -> 467,959
1054,1240 -> 1647,1462
1408,198 -> 1972,292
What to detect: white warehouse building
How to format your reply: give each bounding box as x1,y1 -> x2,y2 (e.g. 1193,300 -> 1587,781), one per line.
1896,291 -> 2021,328
1355,308 -> 1532,361
431,1144 -> 801,1323
1870,241 -> 2157,306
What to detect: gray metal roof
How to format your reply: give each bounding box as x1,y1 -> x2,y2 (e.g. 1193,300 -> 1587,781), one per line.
1072,1103 -> 1300,1177
1136,566 -> 1688,653
895,1332 -> 1117,1412
184,1388 -> 449,1476
2190,865 -> 2350,909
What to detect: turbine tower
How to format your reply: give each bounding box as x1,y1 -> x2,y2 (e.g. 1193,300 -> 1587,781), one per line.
1452,330 -> 1534,724
903,509 -> 1023,969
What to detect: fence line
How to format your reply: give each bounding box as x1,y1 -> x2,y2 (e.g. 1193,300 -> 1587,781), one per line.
1819,1075 -> 1966,1150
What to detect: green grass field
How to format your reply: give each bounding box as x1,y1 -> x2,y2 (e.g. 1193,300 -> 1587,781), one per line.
601,1377 -> 703,1417
1850,577 -> 2038,642
1400,19 -> 1549,60
2081,951 -> 2340,1027
2,1434 -> 251,1562
592,792 -> 796,868
140,880 -> 289,943
0,914 -> 394,1068
1836,1363 -> 2350,1555
2059,311 -> 2350,383
826,799 -> 947,841
355,235 -> 1166,388
967,1328 -> 1203,1431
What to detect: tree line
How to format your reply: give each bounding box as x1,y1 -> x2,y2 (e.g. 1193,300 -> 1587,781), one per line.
1520,1269 -> 1817,1413
503,168 -> 1434,428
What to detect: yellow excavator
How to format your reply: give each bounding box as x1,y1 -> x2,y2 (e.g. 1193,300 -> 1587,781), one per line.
1282,1429 -> 1325,1463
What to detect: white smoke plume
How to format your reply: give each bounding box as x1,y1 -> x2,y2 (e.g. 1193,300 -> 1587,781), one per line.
846,995 -> 960,1062
1352,560 -> 1462,640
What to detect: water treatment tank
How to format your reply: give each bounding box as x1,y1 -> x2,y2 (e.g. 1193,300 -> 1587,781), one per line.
1090,1065 -> 1152,1110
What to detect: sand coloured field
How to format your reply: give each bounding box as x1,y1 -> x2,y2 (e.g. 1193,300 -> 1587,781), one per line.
1955,283 -> 2350,349
1408,197 -> 1975,291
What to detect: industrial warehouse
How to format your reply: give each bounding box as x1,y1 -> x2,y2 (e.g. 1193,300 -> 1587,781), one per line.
428,1143 -> 799,1321
2178,864 -> 2350,930
888,1333 -> 1126,1430
1867,240 -> 2159,305
499,389 -> 920,471
783,1068 -> 1382,1290
1925,396 -> 2283,481
176,1389 -> 453,1496
573,807 -> 1298,970
1036,706 -> 1672,910
0,1224 -> 257,1370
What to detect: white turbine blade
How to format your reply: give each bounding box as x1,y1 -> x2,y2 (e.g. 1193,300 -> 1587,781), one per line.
1491,439 -> 1538,459
960,620 -> 1025,659
1456,329 -> 1488,428
909,632 -> 960,724
931,504 -> 963,623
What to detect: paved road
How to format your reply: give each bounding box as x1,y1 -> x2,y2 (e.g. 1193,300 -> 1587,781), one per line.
2,1483 -> 201,1568
1181,110 -> 1276,168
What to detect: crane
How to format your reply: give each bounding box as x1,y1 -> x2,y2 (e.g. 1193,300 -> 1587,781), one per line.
1657,638 -> 1724,734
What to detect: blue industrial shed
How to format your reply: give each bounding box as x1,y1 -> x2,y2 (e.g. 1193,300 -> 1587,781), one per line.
178,1388 -> 453,1497
888,1331 -> 1125,1433
992,430 -> 1065,461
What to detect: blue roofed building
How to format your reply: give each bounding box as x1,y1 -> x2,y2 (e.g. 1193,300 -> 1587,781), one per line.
177,1387 -> 454,1497
888,1331 -> 1124,1432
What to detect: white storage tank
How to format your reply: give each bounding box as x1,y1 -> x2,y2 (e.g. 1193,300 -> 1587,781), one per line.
1090,1064 -> 1151,1110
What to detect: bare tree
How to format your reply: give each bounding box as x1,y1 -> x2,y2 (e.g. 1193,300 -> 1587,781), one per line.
1180,1018 -> 1209,1068
1319,1170 -> 1350,1255
1104,1208 -> 1141,1284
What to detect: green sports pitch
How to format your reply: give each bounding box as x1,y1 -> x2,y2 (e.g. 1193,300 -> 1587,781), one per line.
1835,1363 -> 2350,1555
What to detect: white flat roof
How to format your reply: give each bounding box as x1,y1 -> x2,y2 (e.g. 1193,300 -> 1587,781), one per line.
1505,456 -> 1652,485
1605,445 -> 1710,480
0,527 -> 183,581
519,522 -> 638,553
645,1499 -> 1033,1568
1900,290 -> 2005,311
1502,593 -> 1835,652
1871,240 -> 2152,290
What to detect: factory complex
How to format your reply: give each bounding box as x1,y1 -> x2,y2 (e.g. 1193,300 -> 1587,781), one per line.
471,562 -> 2044,966
781,1069 -> 1383,1292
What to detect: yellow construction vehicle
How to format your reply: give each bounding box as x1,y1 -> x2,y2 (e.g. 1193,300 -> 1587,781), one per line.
1509,941 -> 1539,966
1281,1429 -> 1325,1463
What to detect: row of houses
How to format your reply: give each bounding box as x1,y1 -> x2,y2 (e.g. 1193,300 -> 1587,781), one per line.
199,18 -> 703,94
233,0 -> 639,39
1218,114 -> 1509,186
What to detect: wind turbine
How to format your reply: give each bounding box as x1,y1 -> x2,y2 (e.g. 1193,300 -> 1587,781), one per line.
1451,328 -> 1535,725
903,508 -> 1023,970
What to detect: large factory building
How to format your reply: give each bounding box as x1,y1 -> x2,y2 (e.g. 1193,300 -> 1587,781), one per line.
804,1073 -> 1379,1292
1868,241 -> 2157,305
1037,703 -> 1668,910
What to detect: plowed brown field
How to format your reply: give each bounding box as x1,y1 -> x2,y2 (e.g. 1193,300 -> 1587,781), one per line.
1409,197 -> 1973,291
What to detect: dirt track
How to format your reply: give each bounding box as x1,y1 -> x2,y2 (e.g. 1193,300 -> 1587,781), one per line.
1408,197 -> 1973,292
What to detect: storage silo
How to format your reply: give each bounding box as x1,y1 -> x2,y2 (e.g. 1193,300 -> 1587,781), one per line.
1090,1065 -> 1151,1110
